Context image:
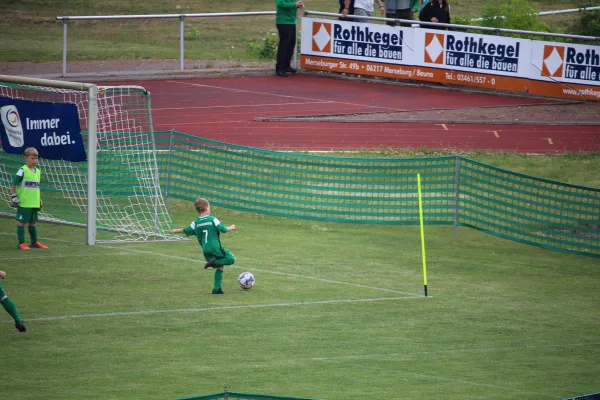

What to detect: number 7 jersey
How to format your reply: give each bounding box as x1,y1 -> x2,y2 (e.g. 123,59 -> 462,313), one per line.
183,215 -> 228,255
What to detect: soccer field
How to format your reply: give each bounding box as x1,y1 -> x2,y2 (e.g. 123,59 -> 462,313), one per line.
1,202 -> 599,400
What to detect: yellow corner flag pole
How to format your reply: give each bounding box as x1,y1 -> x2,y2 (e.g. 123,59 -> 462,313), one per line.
417,173 -> 428,297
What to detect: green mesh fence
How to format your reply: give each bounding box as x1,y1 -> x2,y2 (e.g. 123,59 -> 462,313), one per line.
155,131 -> 600,257
155,131 -> 457,225
459,158 -> 600,256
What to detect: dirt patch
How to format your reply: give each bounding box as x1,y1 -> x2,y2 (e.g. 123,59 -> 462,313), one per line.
274,102 -> 600,125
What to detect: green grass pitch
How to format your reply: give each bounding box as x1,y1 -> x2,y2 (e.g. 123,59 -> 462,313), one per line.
1,202 -> 599,400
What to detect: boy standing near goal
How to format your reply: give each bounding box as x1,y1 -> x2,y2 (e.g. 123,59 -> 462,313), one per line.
0,270 -> 27,332
169,198 -> 236,294
10,147 -> 48,250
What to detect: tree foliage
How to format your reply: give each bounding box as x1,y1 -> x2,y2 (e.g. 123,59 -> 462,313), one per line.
572,1 -> 600,37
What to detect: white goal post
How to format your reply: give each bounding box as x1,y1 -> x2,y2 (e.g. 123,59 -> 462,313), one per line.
0,74 -> 176,244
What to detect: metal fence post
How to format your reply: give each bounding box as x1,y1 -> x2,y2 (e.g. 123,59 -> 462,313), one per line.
179,15 -> 185,72
293,12 -> 299,69
62,19 -> 68,77
454,155 -> 461,241
223,386 -> 229,400
164,129 -> 175,208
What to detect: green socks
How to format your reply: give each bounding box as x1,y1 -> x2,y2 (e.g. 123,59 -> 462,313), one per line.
17,225 -> 38,244
29,225 -> 38,243
214,269 -> 223,290
1,297 -> 22,323
17,226 -> 25,244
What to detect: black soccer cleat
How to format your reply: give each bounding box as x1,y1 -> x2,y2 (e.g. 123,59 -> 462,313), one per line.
212,288 -> 225,295
204,257 -> 217,269
15,320 -> 26,332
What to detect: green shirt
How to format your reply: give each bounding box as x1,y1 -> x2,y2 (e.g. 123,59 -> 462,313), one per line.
13,164 -> 41,208
183,215 -> 228,255
276,0 -> 298,25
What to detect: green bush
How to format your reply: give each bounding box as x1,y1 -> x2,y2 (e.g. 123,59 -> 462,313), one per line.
479,0 -> 549,38
248,33 -> 278,60
184,26 -> 202,41
572,1 -> 600,37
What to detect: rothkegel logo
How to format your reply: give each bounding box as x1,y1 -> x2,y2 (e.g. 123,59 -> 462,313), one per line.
312,22 -> 332,53
425,34 -> 521,73
0,105 -> 25,147
312,22 -> 403,60
425,32 -> 445,64
542,45 -> 565,78
564,46 -> 599,82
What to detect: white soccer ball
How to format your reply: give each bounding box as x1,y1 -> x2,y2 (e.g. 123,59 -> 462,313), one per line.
238,272 -> 255,289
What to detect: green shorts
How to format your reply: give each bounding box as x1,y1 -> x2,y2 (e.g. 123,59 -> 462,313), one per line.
15,207 -> 39,224
204,248 -> 235,266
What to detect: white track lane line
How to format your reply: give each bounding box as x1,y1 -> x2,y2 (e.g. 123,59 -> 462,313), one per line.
167,80 -> 406,111
11,296 -> 421,323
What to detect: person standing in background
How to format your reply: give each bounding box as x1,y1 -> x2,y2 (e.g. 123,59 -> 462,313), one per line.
419,0 -> 450,28
385,0 -> 415,26
275,0 -> 304,77
339,0 -> 356,20
354,0 -> 385,22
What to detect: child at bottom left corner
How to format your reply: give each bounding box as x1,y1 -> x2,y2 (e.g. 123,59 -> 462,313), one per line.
0,270 -> 26,332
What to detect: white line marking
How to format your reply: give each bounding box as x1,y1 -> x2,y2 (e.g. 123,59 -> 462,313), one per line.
154,120 -> 248,126
153,101 -> 332,111
0,232 -> 425,297
167,80 -> 405,111
12,297 -> 421,323
312,341 -> 600,361
314,342 -> 600,396
382,369 -> 543,395
1,253 -> 129,261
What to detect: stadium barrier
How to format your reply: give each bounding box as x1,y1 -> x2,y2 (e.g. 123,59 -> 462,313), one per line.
155,131 -> 600,257
54,10 -> 600,102
301,12 -> 600,101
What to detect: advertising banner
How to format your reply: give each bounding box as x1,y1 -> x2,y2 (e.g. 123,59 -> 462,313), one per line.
300,17 -> 600,101
0,97 -> 86,162
530,41 -> 600,100
302,18 -> 416,65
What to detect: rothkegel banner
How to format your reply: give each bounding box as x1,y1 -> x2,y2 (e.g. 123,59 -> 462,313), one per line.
300,17 -> 600,101
0,97 -> 86,162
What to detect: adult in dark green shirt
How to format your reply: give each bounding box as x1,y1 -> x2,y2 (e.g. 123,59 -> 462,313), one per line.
275,0 -> 304,77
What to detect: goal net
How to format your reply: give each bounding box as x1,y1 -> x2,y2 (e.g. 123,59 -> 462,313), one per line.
0,75 -> 176,244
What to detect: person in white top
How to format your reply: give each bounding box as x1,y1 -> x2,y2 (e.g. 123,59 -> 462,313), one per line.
354,0 -> 385,22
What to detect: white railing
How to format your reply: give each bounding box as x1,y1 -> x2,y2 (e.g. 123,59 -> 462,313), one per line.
56,12 -> 277,77
57,8 -> 600,77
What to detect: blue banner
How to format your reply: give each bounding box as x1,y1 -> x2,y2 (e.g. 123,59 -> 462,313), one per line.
0,97 -> 86,162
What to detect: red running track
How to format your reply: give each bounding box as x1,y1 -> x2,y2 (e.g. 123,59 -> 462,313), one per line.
99,75 -> 600,153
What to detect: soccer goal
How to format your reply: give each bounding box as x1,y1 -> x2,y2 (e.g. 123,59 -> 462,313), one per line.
0,74 -> 176,244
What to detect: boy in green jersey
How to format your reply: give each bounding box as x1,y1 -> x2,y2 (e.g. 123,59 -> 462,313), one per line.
170,198 -> 237,294
10,147 -> 48,251
0,270 -> 27,332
